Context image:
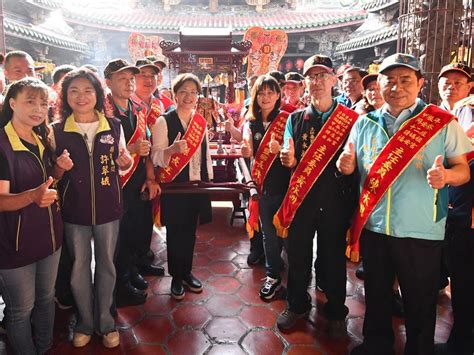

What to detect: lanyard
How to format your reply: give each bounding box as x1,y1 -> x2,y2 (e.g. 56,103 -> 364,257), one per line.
115,100 -> 135,131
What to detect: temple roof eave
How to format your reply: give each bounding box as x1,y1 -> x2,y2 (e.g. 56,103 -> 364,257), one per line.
335,23 -> 398,53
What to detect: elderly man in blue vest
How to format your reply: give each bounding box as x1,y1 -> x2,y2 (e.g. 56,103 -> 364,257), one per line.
337,53 -> 472,355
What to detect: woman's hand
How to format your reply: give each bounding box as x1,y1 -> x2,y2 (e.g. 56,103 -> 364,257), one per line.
170,132 -> 188,155
116,148 -> 133,170
56,149 -> 74,171
29,177 -> 57,208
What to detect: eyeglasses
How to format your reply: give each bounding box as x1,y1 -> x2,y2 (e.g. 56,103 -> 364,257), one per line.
306,73 -> 332,82
176,90 -> 199,97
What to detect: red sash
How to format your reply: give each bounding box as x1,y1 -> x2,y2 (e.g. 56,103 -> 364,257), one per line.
120,106 -> 148,187
347,104 -> 454,261
246,111 -> 290,237
273,104 -> 359,237
153,112 -> 207,226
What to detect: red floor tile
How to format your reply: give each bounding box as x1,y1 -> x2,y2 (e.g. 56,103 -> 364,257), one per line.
143,294 -> 178,316
26,204 -> 454,355
204,317 -> 247,343
172,304 -> 211,329
206,344 -> 247,355
126,344 -> 166,354
207,276 -> 241,294
208,260 -> 238,276
115,306 -> 145,330
133,316 -> 174,343
287,344 -> 324,355
206,294 -> 243,317
206,248 -> 238,261
239,306 -> 278,328
167,330 -> 211,355
241,329 -> 285,355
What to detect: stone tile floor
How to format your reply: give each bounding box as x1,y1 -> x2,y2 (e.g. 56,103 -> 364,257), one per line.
0,203 -> 454,354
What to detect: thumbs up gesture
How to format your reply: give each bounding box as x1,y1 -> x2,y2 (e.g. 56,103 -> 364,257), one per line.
280,137 -> 296,168
170,132 -> 188,155
269,133 -> 281,154
55,149 -> 74,171
337,142 -> 356,175
240,138 -> 252,158
116,148 -> 133,170
129,136 -> 151,157
427,155 -> 447,189
30,177 -> 57,208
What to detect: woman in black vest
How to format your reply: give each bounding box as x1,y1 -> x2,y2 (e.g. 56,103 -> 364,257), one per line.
151,73 -> 213,300
0,78 -> 63,354
50,69 -> 132,349
240,75 -> 291,300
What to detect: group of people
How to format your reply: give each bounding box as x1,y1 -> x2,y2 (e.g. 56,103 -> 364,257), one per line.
0,47 -> 472,355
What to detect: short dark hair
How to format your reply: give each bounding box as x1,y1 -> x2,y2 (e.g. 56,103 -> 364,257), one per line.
171,73 -> 202,96
57,68 -> 105,121
248,75 -> 281,121
52,64 -> 77,85
4,50 -> 34,68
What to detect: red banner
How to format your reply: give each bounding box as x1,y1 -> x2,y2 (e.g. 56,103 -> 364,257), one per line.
273,104 -> 359,237
347,104 -> 454,261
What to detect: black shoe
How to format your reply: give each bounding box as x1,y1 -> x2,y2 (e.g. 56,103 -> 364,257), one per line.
327,319 -> 347,339
350,344 -> 368,355
130,272 -> 149,291
143,250 -> 155,264
171,278 -> 185,300
355,262 -> 365,280
247,250 -> 264,265
276,307 -> 310,331
392,289 -> 404,317
138,264 -> 165,276
116,281 -> 147,307
182,274 -> 203,293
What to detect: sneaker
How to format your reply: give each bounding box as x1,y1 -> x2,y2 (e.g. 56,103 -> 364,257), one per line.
327,319 -> 347,339
276,308 -> 310,330
259,276 -> 281,300
102,330 -> 120,348
72,332 -> 91,348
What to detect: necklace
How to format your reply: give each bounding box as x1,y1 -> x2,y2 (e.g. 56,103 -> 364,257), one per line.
77,122 -> 95,141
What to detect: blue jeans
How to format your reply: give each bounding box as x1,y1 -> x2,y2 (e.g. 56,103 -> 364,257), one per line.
259,192 -> 286,279
0,249 -> 61,355
64,220 -> 119,335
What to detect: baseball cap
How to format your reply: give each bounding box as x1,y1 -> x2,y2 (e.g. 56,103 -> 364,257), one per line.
145,56 -> 167,69
336,64 -> 352,78
303,55 -> 333,76
285,72 -> 304,84
361,74 -> 378,89
135,59 -> 161,74
344,66 -> 369,79
438,63 -> 471,80
379,53 -> 422,74
104,58 -> 139,79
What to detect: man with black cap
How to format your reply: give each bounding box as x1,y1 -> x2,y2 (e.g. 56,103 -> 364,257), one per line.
437,63 -> 474,355
146,56 -> 175,111
338,53 -> 471,355
274,54 -> 359,337
281,72 -> 306,113
104,59 -> 161,306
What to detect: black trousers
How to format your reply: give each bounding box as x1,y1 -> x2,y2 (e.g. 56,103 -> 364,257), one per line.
116,192 -> 153,282
445,224 -> 474,352
361,229 -> 442,355
166,214 -> 199,279
287,206 -> 349,319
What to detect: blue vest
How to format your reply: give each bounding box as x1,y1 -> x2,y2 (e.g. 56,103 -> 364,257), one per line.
355,101 -> 450,240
